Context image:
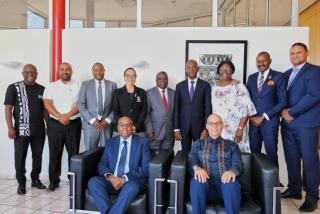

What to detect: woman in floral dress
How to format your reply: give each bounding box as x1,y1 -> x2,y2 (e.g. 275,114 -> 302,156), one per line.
211,61 -> 256,152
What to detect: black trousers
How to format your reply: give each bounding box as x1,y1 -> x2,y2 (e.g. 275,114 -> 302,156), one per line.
47,118 -> 81,184
181,127 -> 200,153
14,135 -> 45,185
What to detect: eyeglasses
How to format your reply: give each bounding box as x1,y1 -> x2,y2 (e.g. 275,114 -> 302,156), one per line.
206,121 -> 223,127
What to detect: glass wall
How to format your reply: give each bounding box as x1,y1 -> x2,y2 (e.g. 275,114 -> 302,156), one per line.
0,0 -> 48,29
69,0 -> 136,28
142,0 -> 212,27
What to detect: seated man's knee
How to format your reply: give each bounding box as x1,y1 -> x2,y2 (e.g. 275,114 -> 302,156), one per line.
88,176 -> 103,190
190,177 -> 208,191
221,180 -> 240,191
122,180 -> 141,195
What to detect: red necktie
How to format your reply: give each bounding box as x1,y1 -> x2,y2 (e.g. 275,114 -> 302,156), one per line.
162,89 -> 168,112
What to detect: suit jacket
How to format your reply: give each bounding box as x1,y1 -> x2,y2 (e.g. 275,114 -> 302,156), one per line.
112,85 -> 148,132
282,62 -> 320,128
145,87 -> 175,141
97,134 -> 151,185
173,78 -> 212,137
247,69 -> 287,126
78,79 -> 117,126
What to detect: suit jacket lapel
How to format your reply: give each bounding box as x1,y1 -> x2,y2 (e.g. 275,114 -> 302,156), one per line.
90,79 -> 98,107
182,80 -> 190,102
251,73 -> 259,97
103,80 -> 108,110
129,135 -> 138,170
192,79 -> 201,102
112,136 -> 121,170
259,70 -> 273,97
154,87 -> 165,112
289,63 -> 309,89
167,88 -> 174,110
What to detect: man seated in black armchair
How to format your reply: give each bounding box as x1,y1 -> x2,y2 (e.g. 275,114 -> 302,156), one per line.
189,113 -> 244,214
87,116 -> 151,214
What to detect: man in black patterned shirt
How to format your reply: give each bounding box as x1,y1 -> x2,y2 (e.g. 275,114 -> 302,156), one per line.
4,64 -> 47,195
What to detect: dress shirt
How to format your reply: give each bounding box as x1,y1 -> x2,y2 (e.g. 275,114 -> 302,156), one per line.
114,135 -> 132,181
43,79 -> 80,120
158,87 -> 168,101
89,79 -> 111,124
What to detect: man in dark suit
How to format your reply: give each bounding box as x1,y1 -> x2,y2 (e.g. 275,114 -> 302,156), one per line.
280,42 -> 320,212
173,59 -> 212,152
247,52 -> 287,167
145,71 -> 175,154
88,116 -> 150,214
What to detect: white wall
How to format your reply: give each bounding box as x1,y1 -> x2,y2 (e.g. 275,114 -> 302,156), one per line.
0,30 -> 51,180
0,27 -> 309,183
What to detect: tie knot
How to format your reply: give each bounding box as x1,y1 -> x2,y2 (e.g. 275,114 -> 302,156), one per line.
293,68 -> 299,73
191,80 -> 194,85
123,140 -> 127,145
162,89 -> 165,93
99,81 -> 102,84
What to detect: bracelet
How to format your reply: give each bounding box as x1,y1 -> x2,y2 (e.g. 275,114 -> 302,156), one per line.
237,126 -> 244,130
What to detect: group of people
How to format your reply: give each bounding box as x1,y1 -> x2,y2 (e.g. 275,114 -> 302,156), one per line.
4,42 -> 320,213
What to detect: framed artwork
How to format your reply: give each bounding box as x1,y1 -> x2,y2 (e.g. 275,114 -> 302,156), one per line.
186,40 -> 248,85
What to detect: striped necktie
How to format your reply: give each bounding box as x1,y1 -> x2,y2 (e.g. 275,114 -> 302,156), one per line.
258,72 -> 265,91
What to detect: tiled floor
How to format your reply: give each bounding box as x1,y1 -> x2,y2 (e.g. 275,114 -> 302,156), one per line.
0,179 -> 69,214
0,178 -> 319,214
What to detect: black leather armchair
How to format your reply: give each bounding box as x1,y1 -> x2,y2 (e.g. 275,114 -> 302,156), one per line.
168,151 -> 281,214
69,147 -> 174,214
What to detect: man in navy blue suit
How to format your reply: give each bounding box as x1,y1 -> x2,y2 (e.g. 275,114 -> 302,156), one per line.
173,59 -> 212,152
280,42 -> 320,212
88,116 -> 150,214
247,51 -> 287,167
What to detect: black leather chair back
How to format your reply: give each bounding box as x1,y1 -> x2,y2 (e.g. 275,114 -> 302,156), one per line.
239,152 -> 252,193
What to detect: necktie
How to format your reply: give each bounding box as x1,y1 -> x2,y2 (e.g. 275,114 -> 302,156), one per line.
162,90 -> 168,112
258,72 -> 264,91
97,81 -> 103,117
287,68 -> 299,90
189,80 -> 195,100
116,141 -> 128,177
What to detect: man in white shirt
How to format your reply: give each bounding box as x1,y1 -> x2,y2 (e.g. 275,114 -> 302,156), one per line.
78,63 -> 117,150
43,62 -> 81,191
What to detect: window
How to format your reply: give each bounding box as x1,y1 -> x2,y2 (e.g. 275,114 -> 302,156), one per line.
27,10 -> 45,29
69,0 -> 136,28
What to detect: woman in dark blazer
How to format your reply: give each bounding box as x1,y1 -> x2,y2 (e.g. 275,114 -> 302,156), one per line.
112,67 -> 148,134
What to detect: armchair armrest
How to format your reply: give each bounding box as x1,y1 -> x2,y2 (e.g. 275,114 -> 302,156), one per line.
252,153 -> 280,214
168,151 -> 188,214
148,149 -> 174,214
69,147 -> 104,209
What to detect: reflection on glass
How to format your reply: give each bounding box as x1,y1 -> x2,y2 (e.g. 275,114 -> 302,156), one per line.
70,20 -> 84,28
69,0 -> 136,28
27,10 -> 45,29
0,0 -> 48,29
142,0 -> 212,27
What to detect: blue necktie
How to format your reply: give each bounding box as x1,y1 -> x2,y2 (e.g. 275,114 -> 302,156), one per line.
189,80 -> 195,100
116,141 -> 128,177
287,68 -> 299,90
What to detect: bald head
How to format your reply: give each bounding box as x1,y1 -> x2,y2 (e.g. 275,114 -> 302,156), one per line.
206,113 -> 224,139
58,62 -> 73,82
22,64 -> 38,85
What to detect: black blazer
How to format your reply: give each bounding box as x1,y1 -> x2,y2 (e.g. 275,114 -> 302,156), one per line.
173,78 -> 212,137
112,85 -> 148,132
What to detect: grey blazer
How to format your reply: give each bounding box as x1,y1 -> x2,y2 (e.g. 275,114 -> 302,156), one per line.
78,79 -> 117,125
145,87 -> 175,141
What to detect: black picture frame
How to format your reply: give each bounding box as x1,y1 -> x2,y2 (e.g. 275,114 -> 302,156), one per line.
186,40 -> 248,84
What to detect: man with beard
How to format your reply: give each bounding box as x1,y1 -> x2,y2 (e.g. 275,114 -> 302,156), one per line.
43,62 -> 81,191
4,64 -> 47,194
78,63 -> 117,150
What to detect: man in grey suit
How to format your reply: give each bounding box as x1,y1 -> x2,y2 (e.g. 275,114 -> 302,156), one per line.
78,63 -> 117,150
145,71 -> 175,154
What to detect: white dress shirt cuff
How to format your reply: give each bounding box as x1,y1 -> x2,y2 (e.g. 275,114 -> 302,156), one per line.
123,175 -> 128,182
262,113 -> 270,121
105,118 -> 111,124
89,118 -> 97,124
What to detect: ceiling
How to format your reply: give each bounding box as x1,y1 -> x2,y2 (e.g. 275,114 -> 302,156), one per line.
0,0 -> 318,28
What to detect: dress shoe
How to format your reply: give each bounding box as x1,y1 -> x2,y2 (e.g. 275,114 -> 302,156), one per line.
47,183 -> 59,192
17,185 -> 26,195
31,179 -> 46,189
280,189 -> 302,199
299,200 -> 318,212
